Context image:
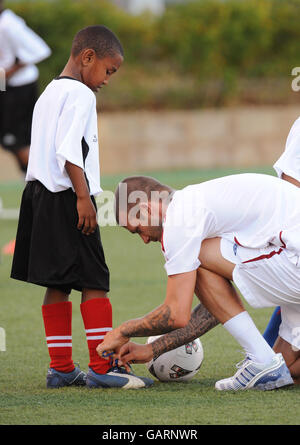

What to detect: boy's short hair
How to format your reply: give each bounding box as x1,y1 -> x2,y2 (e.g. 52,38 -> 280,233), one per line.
71,25 -> 124,59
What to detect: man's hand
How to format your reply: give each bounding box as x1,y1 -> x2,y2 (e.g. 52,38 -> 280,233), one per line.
96,327 -> 130,360
96,271 -> 196,367
77,195 -> 97,235
6,61 -> 25,79
118,342 -> 154,365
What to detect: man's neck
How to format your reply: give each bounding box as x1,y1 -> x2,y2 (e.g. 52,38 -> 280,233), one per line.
160,189 -> 176,223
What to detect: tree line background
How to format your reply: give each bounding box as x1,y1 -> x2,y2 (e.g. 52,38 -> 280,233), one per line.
7,0 -> 300,110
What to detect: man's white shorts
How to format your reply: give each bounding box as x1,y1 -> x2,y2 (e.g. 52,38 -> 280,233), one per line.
221,238 -> 300,350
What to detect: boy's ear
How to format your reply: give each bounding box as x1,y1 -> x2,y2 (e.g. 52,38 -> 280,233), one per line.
81,48 -> 96,66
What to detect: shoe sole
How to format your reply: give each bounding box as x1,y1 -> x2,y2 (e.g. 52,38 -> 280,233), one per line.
249,362 -> 293,391
46,369 -> 87,388
87,372 -> 153,389
46,380 -> 86,388
252,365 -> 294,391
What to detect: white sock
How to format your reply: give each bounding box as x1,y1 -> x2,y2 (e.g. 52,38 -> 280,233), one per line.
223,311 -> 276,364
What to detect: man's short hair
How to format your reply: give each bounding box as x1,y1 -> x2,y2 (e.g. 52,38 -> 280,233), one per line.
114,176 -> 173,225
71,25 -> 124,59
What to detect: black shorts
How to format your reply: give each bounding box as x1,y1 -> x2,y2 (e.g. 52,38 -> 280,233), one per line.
0,81 -> 38,152
11,181 -> 110,294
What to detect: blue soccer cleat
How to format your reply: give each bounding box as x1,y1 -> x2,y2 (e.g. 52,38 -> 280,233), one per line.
215,353 -> 294,391
46,365 -> 87,388
86,365 -> 154,389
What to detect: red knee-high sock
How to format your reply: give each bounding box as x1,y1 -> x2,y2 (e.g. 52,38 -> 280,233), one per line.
42,301 -> 74,373
80,298 -> 112,374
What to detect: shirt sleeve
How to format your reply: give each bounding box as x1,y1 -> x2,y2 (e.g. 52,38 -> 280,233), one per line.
273,118 -> 300,182
162,206 -> 216,276
55,88 -> 95,173
4,17 -> 51,65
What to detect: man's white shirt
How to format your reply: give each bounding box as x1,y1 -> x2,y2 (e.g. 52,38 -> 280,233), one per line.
26,78 -> 102,196
274,116 -> 300,183
0,9 -> 51,86
162,173 -> 300,276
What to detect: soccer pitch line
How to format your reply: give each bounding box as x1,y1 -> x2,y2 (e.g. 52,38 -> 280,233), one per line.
0,197 -> 19,220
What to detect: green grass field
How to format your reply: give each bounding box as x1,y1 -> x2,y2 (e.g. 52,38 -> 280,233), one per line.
1,167 -> 299,426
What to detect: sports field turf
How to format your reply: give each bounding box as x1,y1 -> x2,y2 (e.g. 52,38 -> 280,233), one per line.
1,167 -> 299,426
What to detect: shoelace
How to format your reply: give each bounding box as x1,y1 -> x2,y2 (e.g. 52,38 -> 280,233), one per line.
109,358 -> 133,374
235,352 -> 257,370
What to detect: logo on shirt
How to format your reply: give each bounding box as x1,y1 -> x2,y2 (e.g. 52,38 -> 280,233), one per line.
93,135 -> 98,142
233,243 -> 238,256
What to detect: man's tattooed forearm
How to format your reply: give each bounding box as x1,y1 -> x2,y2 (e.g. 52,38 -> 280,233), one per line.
120,304 -> 176,338
151,304 -> 219,359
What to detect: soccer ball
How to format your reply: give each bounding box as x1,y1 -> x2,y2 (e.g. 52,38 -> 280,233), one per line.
145,335 -> 204,382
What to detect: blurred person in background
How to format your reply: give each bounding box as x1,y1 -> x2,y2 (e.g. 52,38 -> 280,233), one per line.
0,0 -> 51,174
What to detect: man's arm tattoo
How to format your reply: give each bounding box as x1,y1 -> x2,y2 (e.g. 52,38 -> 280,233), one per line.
120,304 -> 177,339
151,304 -> 219,359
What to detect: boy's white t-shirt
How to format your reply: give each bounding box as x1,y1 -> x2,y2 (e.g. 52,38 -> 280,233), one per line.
162,173 -> 300,276
274,116 -> 300,182
26,78 -> 102,196
0,9 -> 51,86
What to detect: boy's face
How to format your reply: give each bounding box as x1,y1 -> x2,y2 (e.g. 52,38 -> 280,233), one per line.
81,50 -> 123,92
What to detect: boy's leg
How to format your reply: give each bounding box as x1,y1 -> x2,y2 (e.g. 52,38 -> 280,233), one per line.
43,288 -> 69,305
42,288 -> 74,373
263,306 -> 282,347
81,290 -> 153,389
80,290 -> 112,374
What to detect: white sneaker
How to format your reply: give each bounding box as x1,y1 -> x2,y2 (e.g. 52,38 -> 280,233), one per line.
215,353 -> 294,391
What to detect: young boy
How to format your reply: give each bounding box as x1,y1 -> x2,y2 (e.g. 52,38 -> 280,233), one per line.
10,25 -> 153,390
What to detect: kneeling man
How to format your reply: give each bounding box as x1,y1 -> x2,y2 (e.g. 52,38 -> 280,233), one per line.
97,173 -> 300,391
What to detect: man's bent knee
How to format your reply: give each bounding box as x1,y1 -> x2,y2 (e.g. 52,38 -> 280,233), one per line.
199,238 -> 235,280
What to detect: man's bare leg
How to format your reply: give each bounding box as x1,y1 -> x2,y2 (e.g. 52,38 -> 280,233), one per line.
145,241 -> 236,359
197,238 -> 279,362
198,238 -> 245,323
274,336 -> 300,384
196,237 -> 296,390
151,237 -> 273,362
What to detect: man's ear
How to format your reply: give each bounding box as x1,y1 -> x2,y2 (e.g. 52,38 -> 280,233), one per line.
139,201 -> 152,225
139,201 -> 151,215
